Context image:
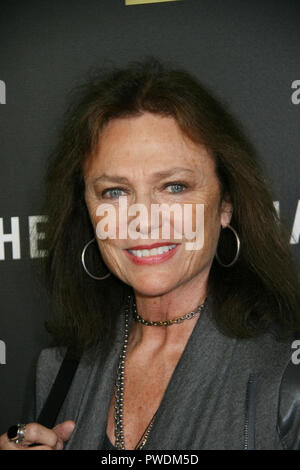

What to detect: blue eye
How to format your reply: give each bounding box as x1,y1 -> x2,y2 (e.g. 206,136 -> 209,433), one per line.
166,183 -> 187,193
102,188 -> 125,199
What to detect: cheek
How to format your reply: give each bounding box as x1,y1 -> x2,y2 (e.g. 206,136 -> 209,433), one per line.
96,238 -> 125,277
85,197 -> 98,227
85,198 -> 119,240
181,198 -> 220,236
203,201 -> 222,247
204,202 -> 222,231
189,199 -> 221,259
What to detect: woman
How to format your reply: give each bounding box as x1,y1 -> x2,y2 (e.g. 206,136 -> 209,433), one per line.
1,57 -> 300,450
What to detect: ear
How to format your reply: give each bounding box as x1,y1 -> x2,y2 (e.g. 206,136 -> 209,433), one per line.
220,193 -> 233,228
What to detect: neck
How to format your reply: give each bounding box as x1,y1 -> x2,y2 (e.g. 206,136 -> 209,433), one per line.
127,275 -> 208,351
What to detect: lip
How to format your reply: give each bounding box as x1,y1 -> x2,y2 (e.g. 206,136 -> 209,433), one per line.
124,243 -> 180,265
127,242 -> 177,250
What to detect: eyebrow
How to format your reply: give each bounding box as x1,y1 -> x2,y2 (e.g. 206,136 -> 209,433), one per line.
90,167 -> 195,184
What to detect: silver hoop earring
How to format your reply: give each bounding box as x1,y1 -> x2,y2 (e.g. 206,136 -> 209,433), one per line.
81,238 -> 111,280
215,224 -> 240,267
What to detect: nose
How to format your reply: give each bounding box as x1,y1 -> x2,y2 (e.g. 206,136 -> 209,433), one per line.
128,190 -> 161,240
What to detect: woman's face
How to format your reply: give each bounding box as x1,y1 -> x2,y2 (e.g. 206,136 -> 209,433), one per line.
84,112 -> 232,296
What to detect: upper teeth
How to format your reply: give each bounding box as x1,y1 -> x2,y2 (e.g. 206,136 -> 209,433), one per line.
128,244 -> 177,257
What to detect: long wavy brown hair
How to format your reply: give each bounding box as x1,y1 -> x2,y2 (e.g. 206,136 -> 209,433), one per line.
37,57 -> 300,359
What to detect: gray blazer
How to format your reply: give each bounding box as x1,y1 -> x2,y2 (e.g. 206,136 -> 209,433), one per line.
31,296 -> 298,450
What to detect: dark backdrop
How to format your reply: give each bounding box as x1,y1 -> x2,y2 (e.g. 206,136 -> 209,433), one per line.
0,0 -> 299,432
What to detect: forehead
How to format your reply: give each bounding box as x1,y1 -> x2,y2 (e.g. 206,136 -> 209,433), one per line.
83,112 -> 214,177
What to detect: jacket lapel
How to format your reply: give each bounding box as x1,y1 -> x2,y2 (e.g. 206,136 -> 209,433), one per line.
63,302 -> 129,450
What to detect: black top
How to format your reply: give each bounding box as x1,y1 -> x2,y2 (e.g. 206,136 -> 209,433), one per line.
103,433 -> 118,450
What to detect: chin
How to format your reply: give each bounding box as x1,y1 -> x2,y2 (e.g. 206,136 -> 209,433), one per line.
129,274 -> 176,298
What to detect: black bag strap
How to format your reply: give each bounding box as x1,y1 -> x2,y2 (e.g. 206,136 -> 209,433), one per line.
37,349 -> 80,428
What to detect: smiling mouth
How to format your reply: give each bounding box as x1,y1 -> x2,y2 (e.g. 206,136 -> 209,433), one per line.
124,242 -> 180,265
127,244 -> 177,258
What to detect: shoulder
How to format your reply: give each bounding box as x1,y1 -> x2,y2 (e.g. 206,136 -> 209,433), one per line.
238,325 -> 293,373
36,347 -> 67,384
34,345 -> 101,422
